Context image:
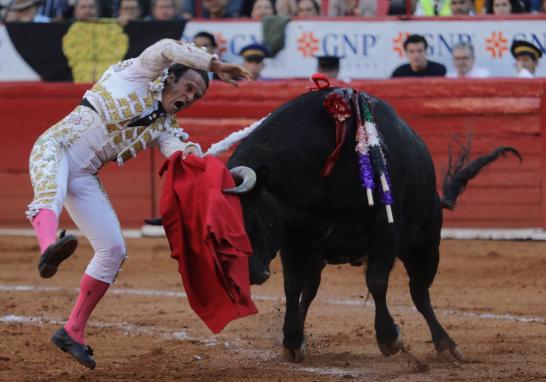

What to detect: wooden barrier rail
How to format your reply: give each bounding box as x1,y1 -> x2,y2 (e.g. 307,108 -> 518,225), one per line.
1,79 -> 544,228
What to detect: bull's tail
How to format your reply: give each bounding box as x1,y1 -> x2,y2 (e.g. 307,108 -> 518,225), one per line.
440,136 -> 521,210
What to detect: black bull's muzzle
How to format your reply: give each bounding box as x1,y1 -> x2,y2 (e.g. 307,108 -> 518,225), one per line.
250,267 -> 270,285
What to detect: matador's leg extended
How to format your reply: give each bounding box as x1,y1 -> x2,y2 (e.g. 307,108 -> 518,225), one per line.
27,130 -> 78,278
51,174 -> 127,369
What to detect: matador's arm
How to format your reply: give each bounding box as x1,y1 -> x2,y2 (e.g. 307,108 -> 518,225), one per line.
131,38 -> 216,80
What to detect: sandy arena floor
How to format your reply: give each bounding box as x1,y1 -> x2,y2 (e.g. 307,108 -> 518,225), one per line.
1,236 -> 545,382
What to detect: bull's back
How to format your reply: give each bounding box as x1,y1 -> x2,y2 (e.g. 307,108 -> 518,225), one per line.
230,89 -> 440,252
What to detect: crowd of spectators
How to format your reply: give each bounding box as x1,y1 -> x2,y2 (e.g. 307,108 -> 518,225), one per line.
1,0 -> 545,22
0,0 -> 543,79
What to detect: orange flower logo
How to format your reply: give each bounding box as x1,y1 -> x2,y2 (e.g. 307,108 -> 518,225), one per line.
392,32 -> 410,58
297,32 -> 320,58
485,32 -> 508,58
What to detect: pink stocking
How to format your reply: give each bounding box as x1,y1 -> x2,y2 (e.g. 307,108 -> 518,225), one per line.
64,274 -> 109,344
31,209 -> 58,254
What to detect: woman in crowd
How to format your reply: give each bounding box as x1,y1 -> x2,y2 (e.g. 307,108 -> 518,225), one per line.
485,0 -> 525,14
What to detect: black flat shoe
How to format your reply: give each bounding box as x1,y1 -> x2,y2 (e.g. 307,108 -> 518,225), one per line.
144,217 -> 163,226
38,230 -> 78,278
51,327 -> 96,369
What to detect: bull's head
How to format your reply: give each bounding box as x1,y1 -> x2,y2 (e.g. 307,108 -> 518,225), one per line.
225,166 -> 285,285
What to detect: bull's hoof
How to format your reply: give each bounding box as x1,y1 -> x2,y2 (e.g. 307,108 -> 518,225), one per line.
377,325 -> 403,357
282,341 -> 306,363
435,338 -> 466,362
446,345 -> 465,362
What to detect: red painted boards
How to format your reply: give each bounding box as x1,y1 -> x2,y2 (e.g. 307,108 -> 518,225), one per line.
0,79 -> 543,228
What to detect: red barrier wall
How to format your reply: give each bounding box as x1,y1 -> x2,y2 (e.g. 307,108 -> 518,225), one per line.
1,79 -> 544,228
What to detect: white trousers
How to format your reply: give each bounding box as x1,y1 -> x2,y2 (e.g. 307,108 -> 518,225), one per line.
28,106 -> 127,284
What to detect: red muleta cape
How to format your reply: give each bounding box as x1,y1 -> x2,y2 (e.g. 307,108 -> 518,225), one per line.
159,152 -> 258,333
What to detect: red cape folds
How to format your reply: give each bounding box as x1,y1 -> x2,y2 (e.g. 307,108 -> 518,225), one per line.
159,152 -> 258,333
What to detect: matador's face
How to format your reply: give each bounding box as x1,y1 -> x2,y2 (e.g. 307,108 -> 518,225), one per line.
162,70 -> 207,114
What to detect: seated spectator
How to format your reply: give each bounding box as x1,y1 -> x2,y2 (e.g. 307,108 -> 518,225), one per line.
240,43 -> 269,80
193,31 -> 218,54
450,0 -> 475,14
251,0 -> 274,19
414,0 -> 452,15
485,0 -> 523,13
391,34 -> 446,77
447,42 -> 490,78
145,0 -> 177,20
276,0 -> 298,15
180,0 -> 241,18
73,0 -> 99,19
202,0 -> 238,17
387,0 -> 416,14
296,0 -> 320,16
37,0 -> 68,20
511,40 -> 542,78
5,0 -> 51,21
117,0 -> 142,24
317,55 -> 341,79
328,0 -> 376,16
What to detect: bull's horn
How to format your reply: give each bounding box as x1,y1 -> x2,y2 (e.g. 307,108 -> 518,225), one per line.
224,166 -> 257,194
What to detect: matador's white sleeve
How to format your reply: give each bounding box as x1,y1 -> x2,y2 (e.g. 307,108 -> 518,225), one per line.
129,38 -> 216,81
156,132 -> 203,159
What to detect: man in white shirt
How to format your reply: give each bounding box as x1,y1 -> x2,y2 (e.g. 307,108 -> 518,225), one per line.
27,38 -> 250,369
447,42 -> 490,78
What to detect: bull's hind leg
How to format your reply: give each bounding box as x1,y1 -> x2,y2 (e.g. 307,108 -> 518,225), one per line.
366,225 -> 403,356
280,245 -> 325,363
401,243 -> 465,361
366,252 -> 402,356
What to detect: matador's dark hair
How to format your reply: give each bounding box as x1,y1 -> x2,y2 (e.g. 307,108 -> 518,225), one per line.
167,63 -> 210,88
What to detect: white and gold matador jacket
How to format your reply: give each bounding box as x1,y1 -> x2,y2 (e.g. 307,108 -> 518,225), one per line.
82,38 -> 214,166
27,39 -> 215,219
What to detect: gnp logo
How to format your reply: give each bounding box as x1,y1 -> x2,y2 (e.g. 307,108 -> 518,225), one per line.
297,32 -> 320,57
297,31 -> 378,58
392,32 -> 472,57
392,32 -> 410,58
485,32 -> 508,58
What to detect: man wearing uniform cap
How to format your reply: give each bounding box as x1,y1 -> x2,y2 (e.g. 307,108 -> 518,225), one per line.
239,43 -> 269,80
511,40 -> 542,78
317,55 -> 341,79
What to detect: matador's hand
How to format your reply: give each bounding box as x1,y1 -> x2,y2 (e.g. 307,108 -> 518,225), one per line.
209,59 -> 252,87
182,145 -> 200,159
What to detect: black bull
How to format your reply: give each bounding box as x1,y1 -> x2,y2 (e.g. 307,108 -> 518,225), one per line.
226,88 -> 519,363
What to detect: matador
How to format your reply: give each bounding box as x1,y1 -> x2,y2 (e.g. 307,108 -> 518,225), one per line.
27,38 -> 250,369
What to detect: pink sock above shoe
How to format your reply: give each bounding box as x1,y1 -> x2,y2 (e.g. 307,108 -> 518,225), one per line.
64,274 -> 110,344
31,209 -> 58,254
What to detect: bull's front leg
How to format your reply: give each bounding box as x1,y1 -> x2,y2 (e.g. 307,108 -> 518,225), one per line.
366,227 -> 402,356
280,247 -> 306,363
299,257 -> 325,324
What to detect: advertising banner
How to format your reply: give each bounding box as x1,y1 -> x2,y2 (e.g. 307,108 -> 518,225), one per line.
1,18 -> 545,81
183,18 -> 546,79
0,24 -> 40,81
0,20 -> 186,82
